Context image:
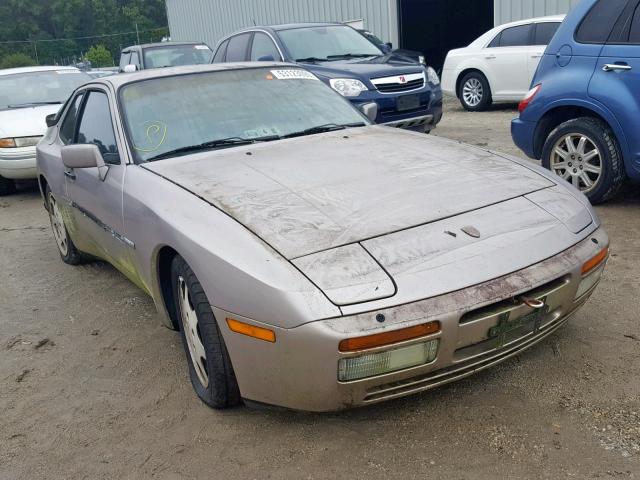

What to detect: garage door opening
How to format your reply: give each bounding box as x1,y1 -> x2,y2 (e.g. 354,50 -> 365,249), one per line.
398,0 -> 495,71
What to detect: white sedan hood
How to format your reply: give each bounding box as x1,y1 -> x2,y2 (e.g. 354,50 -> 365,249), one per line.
0,104 -> 61,138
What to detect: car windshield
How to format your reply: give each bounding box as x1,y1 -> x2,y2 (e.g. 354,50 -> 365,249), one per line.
278,25 -> 382,61
0,70 -> 90,110
120,67 -> 368,163
142,45 -> 213,69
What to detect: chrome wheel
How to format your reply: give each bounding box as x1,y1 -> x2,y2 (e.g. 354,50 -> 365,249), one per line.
48,193 -> 69,257
462,78 -> 484,107
551,133 -> 602,193
177,276 -> 209,388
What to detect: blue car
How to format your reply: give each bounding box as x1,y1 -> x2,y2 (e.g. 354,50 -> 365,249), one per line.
213,23 -> 443,133
512,0 -> 640,203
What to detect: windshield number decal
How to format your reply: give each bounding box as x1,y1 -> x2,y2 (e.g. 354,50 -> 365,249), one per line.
270,69 -> 318,81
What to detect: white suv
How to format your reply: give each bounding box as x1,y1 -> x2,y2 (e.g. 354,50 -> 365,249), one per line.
442,15 -> 564,111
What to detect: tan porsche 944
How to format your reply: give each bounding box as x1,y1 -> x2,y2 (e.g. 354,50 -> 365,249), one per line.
37,63 -> 609,412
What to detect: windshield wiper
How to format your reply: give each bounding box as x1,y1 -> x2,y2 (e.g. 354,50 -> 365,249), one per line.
295,56 -> 328,63
283,122 -> 366,139
326,53 -> 377,60
146,135 -> 282,162
7,101 -> 63,108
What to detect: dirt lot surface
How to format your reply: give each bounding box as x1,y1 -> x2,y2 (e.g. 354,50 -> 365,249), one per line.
1,98 -> 639,480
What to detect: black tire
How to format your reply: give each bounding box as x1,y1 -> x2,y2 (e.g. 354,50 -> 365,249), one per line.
0,175 -> 16,196
541,117 -> 625,204
458,71 -> 492,112
171,255 -> 241,409
45,186 -> 83,265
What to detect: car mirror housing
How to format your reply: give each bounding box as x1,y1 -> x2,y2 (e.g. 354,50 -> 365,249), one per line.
62,144 -> 109,180
46,113 -> 58,128
123,64 -> 138,73
257,55 -> 275,62
359,102 -> 378,122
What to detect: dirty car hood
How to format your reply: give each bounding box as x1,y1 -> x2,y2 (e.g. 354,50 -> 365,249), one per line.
142,126 -> 555,261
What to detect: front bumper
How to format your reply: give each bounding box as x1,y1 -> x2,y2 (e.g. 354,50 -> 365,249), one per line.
0,146 -> 37,180
217,229 -> 608,412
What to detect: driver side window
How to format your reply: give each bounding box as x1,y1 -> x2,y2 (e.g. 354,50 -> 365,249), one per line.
75,91 -> 120,164
59,93 -> 84,145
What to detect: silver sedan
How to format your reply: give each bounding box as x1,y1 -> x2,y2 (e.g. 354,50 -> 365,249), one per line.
37,63 -> 609,412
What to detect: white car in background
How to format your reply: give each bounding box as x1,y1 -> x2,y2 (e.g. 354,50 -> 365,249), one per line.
0,66 -> 90,195
442,15 -> 564,111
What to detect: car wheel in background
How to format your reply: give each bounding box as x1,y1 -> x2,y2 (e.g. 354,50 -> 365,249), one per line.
542,117 -> 625,204
459,72 -> 492,112
46,186 -> 83,265
171,255 -> 241,409
0,175 -> 16,196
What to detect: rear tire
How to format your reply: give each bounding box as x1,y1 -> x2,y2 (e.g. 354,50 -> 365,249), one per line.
0,175 -> 16,196
45,186 -> 83,265
171,255 -> 241,409
459,72 -> 492,111
541,117 -> 625,204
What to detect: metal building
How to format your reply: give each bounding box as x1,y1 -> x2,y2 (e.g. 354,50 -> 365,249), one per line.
166,0 -> 579,69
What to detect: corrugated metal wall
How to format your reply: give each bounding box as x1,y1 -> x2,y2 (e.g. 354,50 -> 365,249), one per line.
494,0 -> 581,25
166,0 -> 399,50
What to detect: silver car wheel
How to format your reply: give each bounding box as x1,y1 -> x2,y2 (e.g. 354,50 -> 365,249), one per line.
48,192 -> 69,257
177,276 -> 209,388
462,78 -> 483,107
551,133 -> 602,193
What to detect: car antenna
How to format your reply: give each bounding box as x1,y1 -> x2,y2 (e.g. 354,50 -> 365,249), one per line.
252,18 -> 256,26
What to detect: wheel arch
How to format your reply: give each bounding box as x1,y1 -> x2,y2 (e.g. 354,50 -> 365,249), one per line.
456,68 -> 490,98
154,245 -> 181,331
38,174 -> 49,211
533,102 -> 628,162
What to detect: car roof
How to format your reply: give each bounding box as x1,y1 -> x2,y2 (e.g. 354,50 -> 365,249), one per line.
230,22 -> 343,36
497,14 -> 565,29
122,41 -> 209,51
95,62 -> 297,89
0,65 -> 81,77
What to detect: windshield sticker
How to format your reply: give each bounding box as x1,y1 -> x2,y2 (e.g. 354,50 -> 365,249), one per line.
244,127 -> 282,139
194,45 -> 211,50
132,120 -> 168,152
270,69 -> 318,81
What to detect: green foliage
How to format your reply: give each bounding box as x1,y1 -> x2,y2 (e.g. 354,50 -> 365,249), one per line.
0,52 -> 37,68
85,44 -> 113,67
0,0 -> 168,66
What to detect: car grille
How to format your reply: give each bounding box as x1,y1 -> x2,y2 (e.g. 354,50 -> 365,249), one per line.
371,72 -> 425,93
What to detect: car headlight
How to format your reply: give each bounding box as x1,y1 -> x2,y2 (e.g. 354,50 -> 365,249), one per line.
0,136 -> 43,148
426,67 -> 440,85
329,78 -> 368,97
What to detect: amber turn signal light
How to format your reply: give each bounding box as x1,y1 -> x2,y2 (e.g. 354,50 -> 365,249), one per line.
226,318 -> 276,343
582,247 -> 609,275
0,138 -> 17,148
339,321 -> 441,353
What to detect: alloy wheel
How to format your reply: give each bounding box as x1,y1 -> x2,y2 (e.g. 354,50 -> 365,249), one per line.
462,78 -> 484,107
177,276 -> 209,388
48,193 -> 69,257
550,134 -> 602,193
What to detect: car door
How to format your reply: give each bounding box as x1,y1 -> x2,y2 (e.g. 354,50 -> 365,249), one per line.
588,0 -> 640,173
63,88 -> 131,265
529,21 -> 562,81
483,23 -> 533,99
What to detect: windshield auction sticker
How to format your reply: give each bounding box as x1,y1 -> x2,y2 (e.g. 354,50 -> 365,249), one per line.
270,69 -> 318,81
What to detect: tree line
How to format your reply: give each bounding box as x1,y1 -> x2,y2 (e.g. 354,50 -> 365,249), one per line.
0,0 -> 168,68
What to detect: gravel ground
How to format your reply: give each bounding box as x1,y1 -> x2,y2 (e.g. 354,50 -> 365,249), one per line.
1,98 -> 639,479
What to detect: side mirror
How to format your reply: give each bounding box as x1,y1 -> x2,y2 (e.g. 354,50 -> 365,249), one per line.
123,64 -> 138,73
385,42 -> 393,49
359,102 -> 378,122
257,55 -> 275,62
46,113 -> 57,128
62,144 -> 109,181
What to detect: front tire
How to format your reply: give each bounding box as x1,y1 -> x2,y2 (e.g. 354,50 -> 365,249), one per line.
46,186 -> 83,265
171,255 -> 241,409
541,117 -> 625,204
459,72 -> 492,111
0,175 -> 16,196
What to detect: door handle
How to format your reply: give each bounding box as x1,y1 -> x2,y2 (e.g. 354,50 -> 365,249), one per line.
64,170 -> 76,181
485,55 -> 496,60
531,54 -> 543,58
602,63 -> 632,72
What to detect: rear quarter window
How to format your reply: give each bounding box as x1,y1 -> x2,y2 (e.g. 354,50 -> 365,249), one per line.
534,22 -> 561,45
575,0 -> 628,44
